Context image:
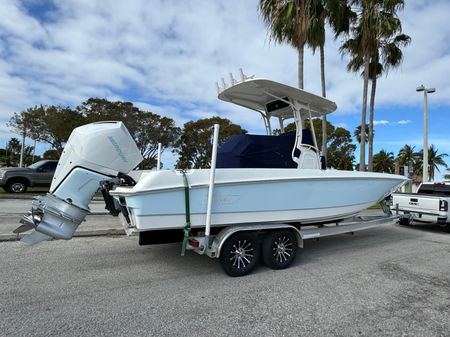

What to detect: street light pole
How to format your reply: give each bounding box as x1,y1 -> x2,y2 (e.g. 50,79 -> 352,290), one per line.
416,85 -> 436,183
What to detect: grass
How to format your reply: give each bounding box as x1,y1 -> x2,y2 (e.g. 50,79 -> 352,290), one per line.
0,187 -> 49,198
369,203 -> 382,209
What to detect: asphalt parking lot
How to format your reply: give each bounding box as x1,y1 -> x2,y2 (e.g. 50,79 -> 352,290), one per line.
1,209 -> 449,337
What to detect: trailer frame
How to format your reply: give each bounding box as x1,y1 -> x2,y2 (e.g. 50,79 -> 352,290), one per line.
184,214 -> 399,276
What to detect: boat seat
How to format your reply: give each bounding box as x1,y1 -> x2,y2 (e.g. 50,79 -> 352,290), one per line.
301,128 -> 316,149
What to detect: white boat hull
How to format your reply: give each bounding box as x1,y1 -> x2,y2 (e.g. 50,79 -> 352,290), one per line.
111,169 -> 407,231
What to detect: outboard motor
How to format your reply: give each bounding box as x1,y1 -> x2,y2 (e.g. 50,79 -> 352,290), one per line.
15,121 -> 143,244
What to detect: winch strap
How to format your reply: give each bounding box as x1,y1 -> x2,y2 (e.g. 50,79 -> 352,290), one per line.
180,172 -> 191,256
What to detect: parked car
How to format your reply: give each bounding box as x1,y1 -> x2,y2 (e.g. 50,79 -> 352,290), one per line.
0,160 -> 58,193
391,182 -> 450,232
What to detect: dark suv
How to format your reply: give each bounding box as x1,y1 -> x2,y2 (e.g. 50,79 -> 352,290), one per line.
0,160 -> 58,193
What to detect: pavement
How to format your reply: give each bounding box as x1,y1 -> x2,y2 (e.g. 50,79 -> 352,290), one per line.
1,222 -> 449,337
1,196 -> 449,336
0,197 -> 124,241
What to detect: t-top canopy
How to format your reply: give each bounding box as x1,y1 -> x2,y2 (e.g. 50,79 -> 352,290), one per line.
218,78 -> 337,119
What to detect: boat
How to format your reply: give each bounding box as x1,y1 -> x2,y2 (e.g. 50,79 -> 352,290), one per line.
17,77 -> 407,245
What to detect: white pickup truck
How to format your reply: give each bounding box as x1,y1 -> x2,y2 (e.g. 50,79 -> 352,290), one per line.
391,182 -> 450,232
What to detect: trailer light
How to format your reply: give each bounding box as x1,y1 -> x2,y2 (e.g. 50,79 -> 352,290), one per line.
189,238 -> 200,248
439,200 -> 448,212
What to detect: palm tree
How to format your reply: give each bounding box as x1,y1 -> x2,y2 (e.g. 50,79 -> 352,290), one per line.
260,0 -> 311,89
307,0 -> 328,159
373,150 -> 395,173
340,0 -> 408,171
397,144 -> 418,167
415,145 -> 448,181
367,34 -> 410,171
345,55 -> 383,169
307,0 -> 354,163
353,124 -> 370,144
7,137 -> 21,155
260,1 -> 354,164
444,169 -> 450,181
7,137 -> 21,165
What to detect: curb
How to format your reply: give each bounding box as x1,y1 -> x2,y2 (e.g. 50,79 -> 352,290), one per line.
0,228 -> 126,242
0,195 -> 105,201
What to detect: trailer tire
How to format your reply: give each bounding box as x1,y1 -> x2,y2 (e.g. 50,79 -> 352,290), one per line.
398,217 -> 411,226
262,230 -> 297,270
439,223 -> 450,233
220,232 -> 260,277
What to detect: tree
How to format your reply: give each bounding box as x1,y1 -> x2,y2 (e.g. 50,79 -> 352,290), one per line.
7,110 -> 33,167
174,117 -> 247,169
9,106 -> 84,155
308,0 -> 355,162
373,150 -> 395,173
260,0 -> 354,161
281,118 -> 333,151
78,98 -> 141,135
444,169 -> 450,181
78,98 -> 180,169
22,145 -> 35,166
366,33 -> 409,172
353,124 -> 370,144
415,145 -> 448,181
340,0 -> 408,171
327,127 -> 356,170
397,144 -> 418,167
304,118 -> 334,151
136,114 -> 180,169
343,35 -> 410,172
282,118 -> 355,169
259,0 -> 312,89
7,138 -> 21,156
3,138 -> 21,166
43,149 -> 60,160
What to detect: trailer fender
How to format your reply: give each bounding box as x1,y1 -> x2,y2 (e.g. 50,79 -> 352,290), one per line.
208,224 -> 303,258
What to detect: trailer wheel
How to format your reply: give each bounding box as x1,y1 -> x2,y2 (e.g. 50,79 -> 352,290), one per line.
439,223 -> 450,233
220,232 -> 260,277
262,230 -> 297,270
398,217 -> 411,226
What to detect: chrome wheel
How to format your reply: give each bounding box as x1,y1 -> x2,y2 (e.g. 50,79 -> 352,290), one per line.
220,233 -> 260,277
272,235 -> 294,263
262,230 -> 297,270
230,239 -> 254,269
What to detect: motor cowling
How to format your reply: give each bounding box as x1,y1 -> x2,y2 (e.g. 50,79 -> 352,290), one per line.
17,121 -> 143,244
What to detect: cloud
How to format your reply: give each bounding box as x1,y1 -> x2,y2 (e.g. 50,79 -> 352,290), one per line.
0,0 -> 449,158
334,122 -> 349,129
374,120 -> 390,125
397,120 -> 412,125
373,119 -> 413,126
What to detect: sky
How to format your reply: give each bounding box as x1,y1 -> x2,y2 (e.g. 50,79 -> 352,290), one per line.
0,0 -> 449,177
